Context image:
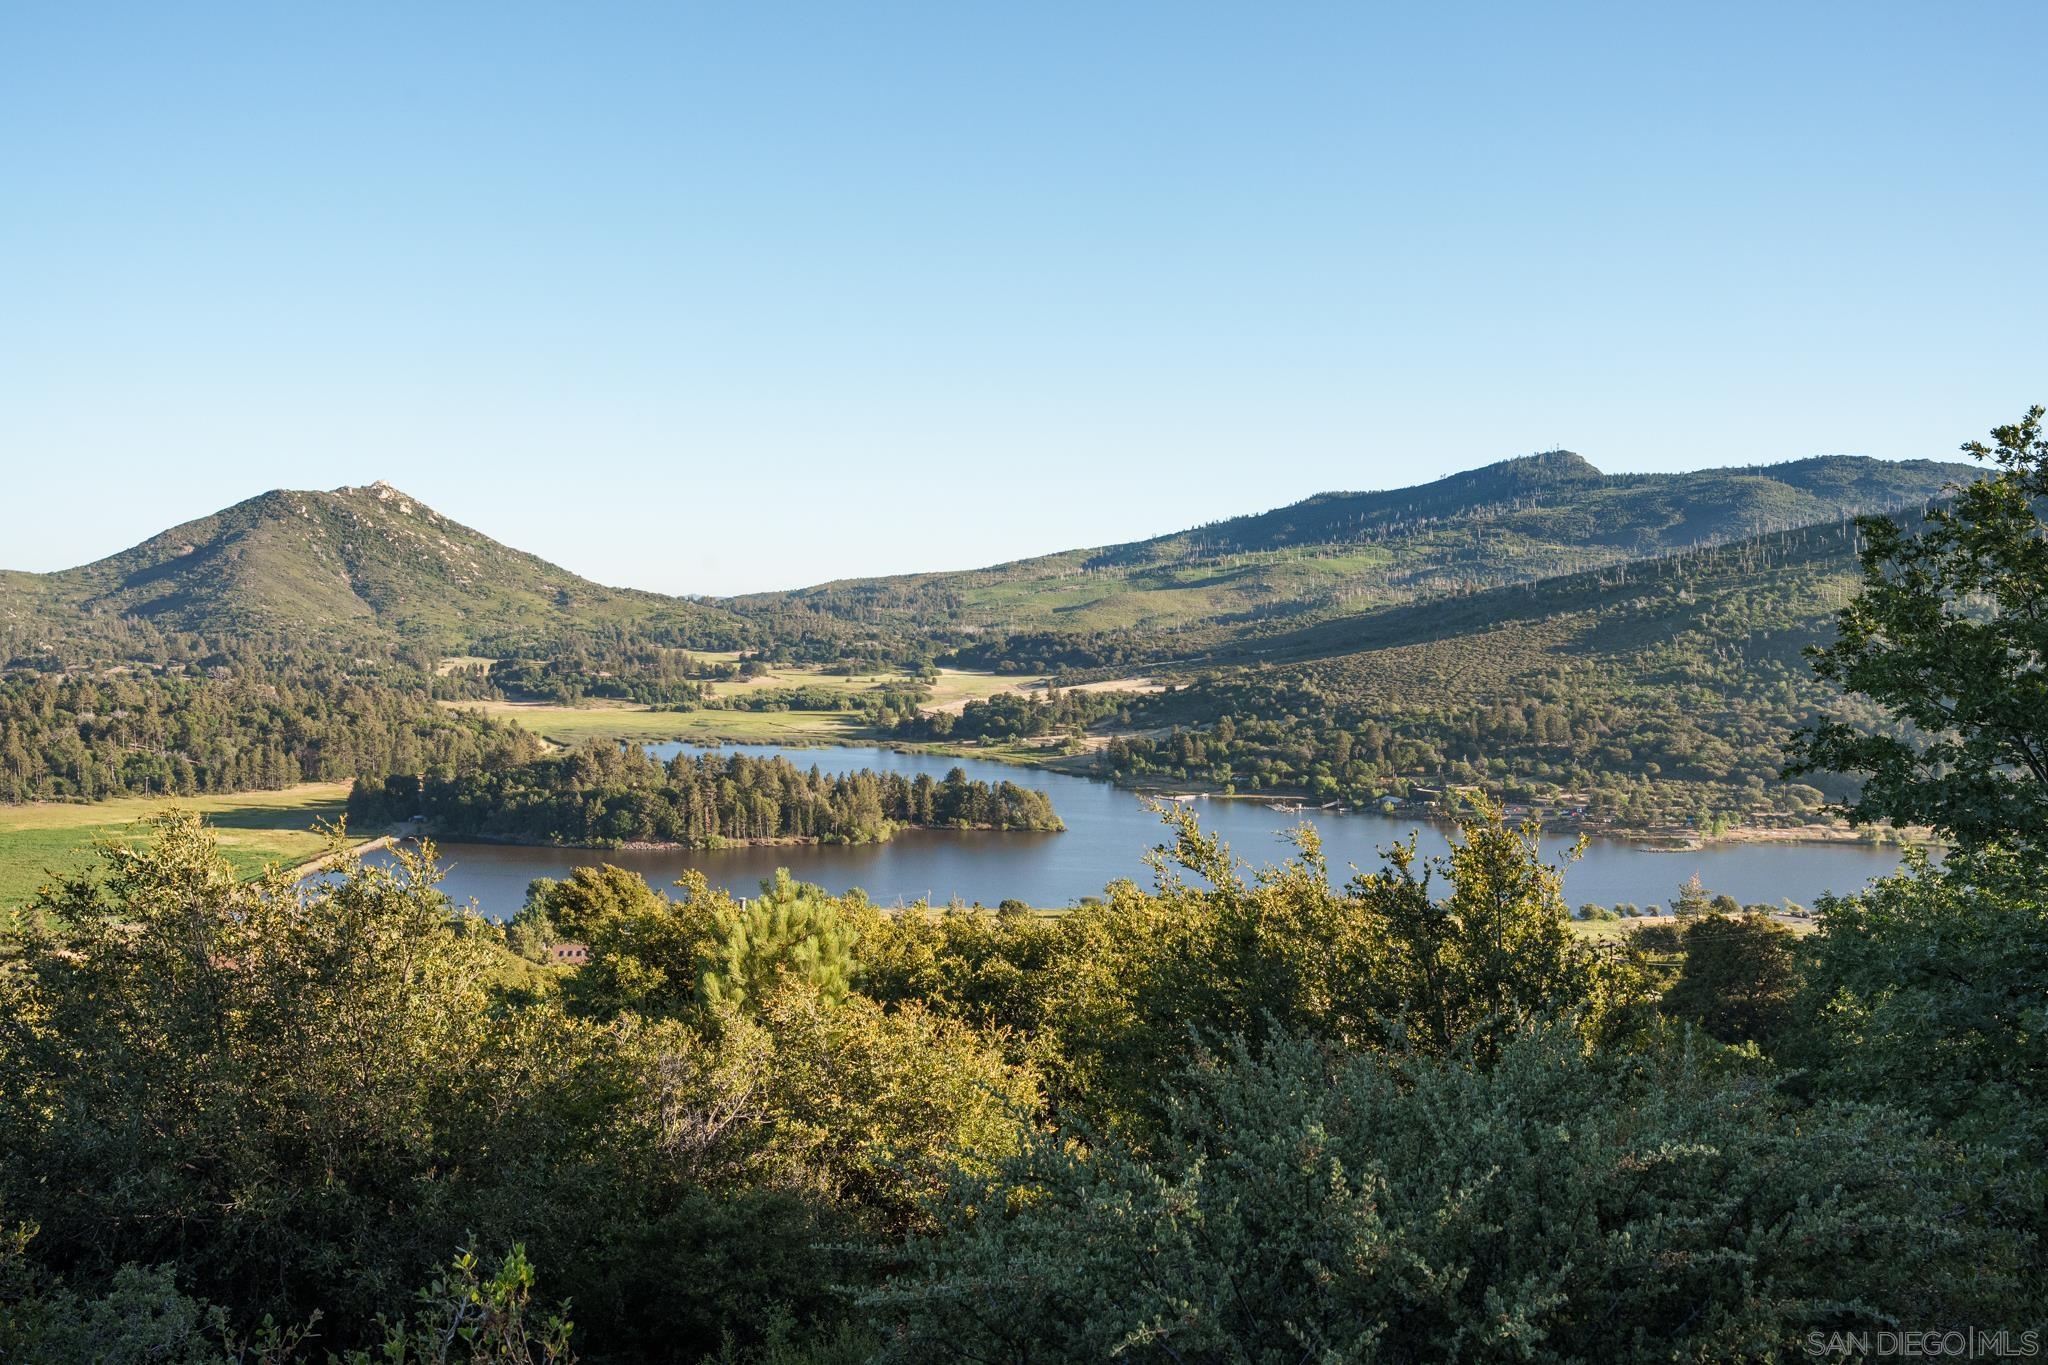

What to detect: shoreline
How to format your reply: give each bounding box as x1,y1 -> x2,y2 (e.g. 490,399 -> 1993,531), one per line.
435,717 -> 1914,853
393,820 -> 1064,856
734,734 -> 1922,852
285,833 -> 396,882
1124,780 -> 1924,852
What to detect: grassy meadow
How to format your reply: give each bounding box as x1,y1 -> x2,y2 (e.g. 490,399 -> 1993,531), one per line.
438,698 -> 870,745
923,667 -> 1041,711
691,662 -> 1036,709
438,666 -> 1044,746
0,783 -> 351,911
694,662 -> 908,701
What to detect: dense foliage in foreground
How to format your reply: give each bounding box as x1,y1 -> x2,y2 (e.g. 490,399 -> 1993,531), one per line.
2,791 -> 2039,1362
1793,406 -> 2048,850
347,743 -> 1062,847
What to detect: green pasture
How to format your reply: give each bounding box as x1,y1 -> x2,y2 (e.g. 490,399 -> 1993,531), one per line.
0,784 -> 351,911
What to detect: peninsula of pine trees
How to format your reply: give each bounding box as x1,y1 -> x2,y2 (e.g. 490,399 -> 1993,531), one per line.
346,743 -> 1063,848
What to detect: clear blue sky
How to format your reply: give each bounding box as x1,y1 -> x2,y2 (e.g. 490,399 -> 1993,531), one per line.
3,2 -> 2042,594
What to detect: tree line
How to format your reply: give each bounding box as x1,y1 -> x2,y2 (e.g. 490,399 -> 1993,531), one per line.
891,686 -> 1127,743
0,649 -> 540,804
348,743 -> 1063,847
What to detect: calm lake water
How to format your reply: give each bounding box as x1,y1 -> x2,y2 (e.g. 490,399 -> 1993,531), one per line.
381,742 -> 1909,920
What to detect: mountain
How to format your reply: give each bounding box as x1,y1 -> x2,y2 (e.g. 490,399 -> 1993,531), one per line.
743,453 -> 1970,639
1,481 -> 743,650
0,452 -> 1973,661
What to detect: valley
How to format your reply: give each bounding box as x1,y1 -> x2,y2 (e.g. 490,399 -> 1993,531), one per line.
0,450 -> 1972,911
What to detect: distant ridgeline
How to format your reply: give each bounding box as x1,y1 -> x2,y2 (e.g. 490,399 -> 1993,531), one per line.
347,744 -> 1062,848
746,451 -> 1968,643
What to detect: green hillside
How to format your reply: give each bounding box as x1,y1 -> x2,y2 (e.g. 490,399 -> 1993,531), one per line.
742,453 -> 1967,640
3,481 -> 745,652
1082,519 -> 1900,830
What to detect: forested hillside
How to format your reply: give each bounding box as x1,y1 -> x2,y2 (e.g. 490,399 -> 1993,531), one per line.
0,485 -> 898,806
917,519 -> 1903,829
0,632 -> 544,803
1130,519 -> 1892,822
740,452 -> 1967,638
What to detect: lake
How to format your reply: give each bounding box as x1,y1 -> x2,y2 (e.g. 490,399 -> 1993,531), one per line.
380,742 -> 1910,920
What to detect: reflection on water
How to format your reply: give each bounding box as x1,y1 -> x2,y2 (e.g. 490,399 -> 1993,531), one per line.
371,743 -> 1909,920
